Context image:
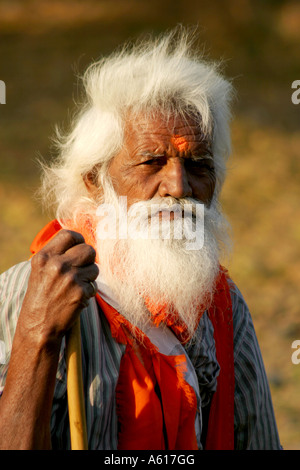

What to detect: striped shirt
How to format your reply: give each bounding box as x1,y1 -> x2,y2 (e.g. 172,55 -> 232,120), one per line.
0,261 -> 281,449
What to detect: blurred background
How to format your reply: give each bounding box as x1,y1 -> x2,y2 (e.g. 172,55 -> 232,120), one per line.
0,0 -> 299,449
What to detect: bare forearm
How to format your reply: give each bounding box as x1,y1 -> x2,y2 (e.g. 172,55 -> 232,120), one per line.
0,325 -> 61,449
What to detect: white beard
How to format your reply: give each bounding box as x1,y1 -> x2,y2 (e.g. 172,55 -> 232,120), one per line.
95,183 -> 231,337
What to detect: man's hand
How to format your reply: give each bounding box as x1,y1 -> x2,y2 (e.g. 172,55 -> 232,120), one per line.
0,229 -> 99,449
20,229 -> 99,347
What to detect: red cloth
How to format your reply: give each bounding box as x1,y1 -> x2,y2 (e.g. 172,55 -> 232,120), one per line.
96,295 -> 199,450
205,275 -> 235,450
30,219 -> 235,449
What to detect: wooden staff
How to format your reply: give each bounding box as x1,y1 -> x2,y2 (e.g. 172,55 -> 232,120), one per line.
66,318 -> 88,450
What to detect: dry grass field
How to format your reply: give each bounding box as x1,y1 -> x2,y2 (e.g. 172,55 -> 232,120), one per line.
0,0 -> 299,449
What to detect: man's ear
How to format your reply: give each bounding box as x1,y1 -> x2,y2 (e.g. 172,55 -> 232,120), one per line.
83,170 -> 102,200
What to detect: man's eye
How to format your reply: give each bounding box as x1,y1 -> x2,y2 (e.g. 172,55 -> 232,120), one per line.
140,156 -> 166,166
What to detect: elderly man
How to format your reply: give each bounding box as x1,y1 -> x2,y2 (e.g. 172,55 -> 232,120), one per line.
0,30 -> 281,450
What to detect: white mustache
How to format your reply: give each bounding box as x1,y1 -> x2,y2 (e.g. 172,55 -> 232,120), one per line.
96,196 -> 205,250
127,197 -> 199,220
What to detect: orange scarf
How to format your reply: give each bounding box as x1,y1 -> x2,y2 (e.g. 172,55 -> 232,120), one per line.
30,219 -> 235,450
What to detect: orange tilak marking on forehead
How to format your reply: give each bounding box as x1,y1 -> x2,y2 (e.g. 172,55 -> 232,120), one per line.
171,135 -> 189,152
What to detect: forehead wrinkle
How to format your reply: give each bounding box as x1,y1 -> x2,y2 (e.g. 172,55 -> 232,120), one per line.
123,112 -> 212,159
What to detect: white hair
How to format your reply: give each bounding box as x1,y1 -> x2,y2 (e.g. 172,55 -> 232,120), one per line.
40,28 -> 233,224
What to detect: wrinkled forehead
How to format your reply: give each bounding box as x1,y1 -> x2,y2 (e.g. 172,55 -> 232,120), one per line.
123,109 -> 212,150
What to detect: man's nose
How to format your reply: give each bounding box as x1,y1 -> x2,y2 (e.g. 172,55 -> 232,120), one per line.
158,159 -> 192,198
